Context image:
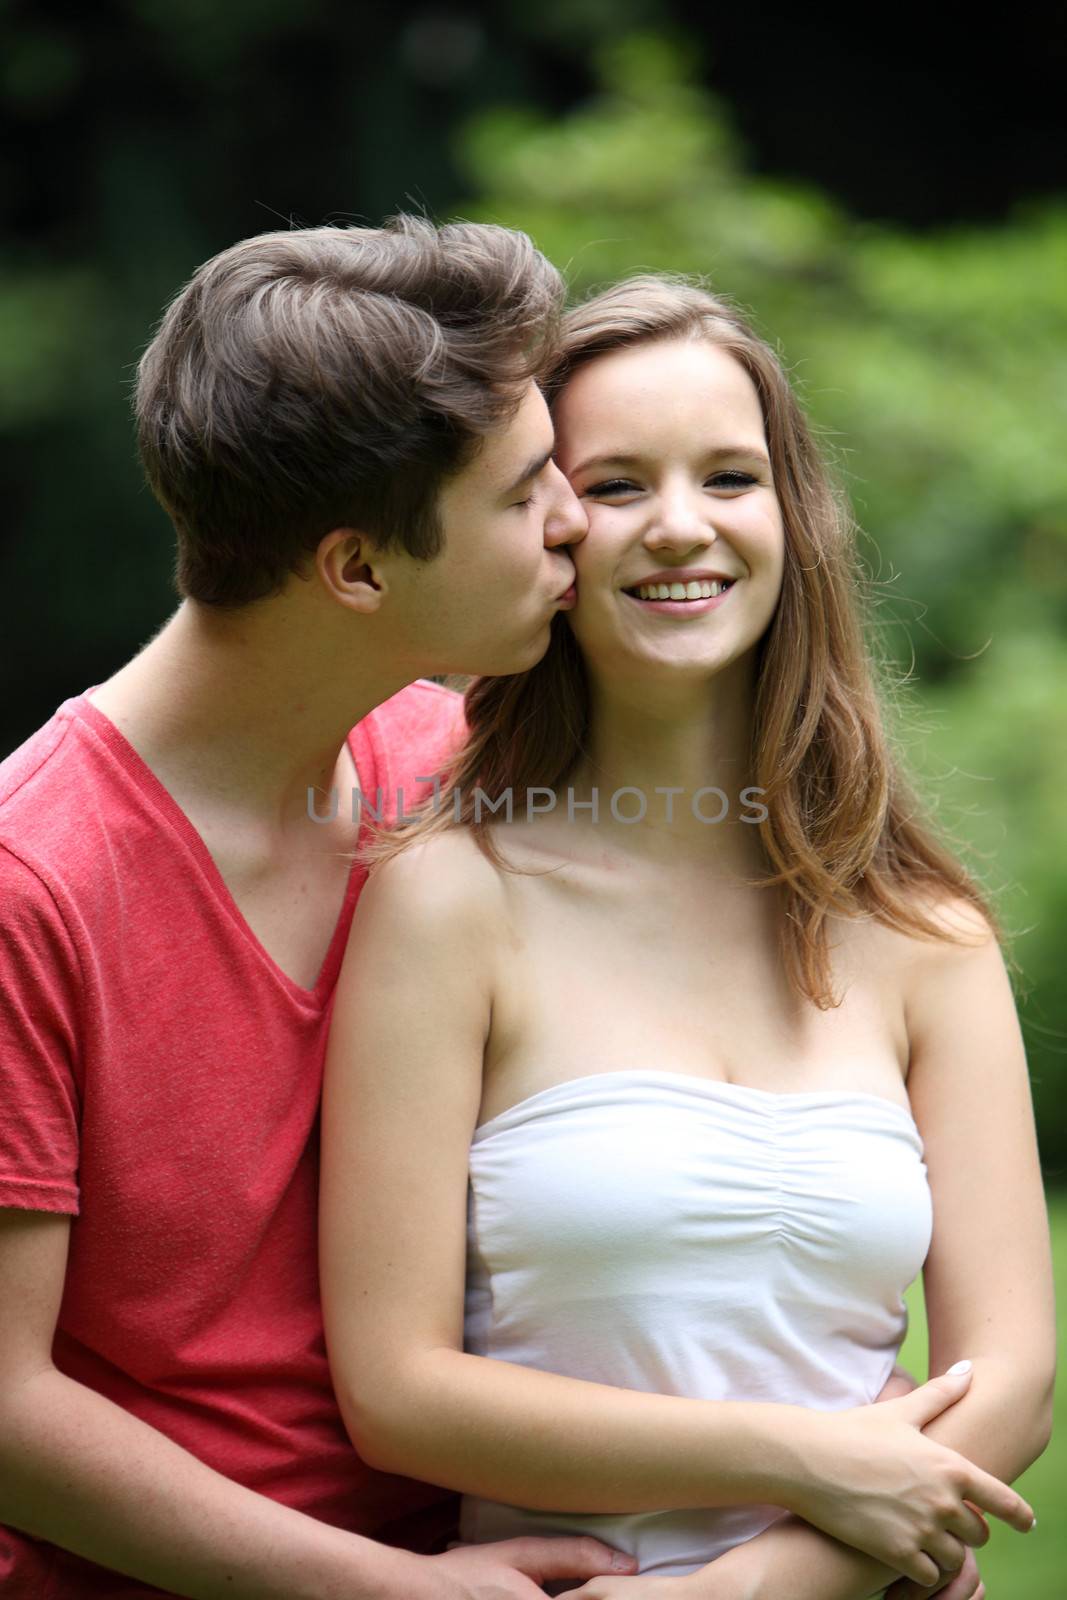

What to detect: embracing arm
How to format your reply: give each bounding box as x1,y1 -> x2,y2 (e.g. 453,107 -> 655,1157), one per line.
674,902 -> 1054,1600
319,849 -> 1032,1585
0,847 -> 429,1600
0,1210 -> 434,1600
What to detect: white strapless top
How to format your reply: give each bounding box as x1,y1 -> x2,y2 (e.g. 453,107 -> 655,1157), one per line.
460,1070 -> 933,1577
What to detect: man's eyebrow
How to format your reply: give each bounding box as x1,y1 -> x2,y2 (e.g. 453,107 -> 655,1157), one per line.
501,445 -> 554,497
571,445 -> 771,477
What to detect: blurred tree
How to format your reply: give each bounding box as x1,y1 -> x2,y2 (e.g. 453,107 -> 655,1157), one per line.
1,8 -> 1064,1166
0,0 -> 623,735
2,1 -> 1062,738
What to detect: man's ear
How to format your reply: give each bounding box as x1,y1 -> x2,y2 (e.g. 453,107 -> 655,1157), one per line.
315,528 -> 388,613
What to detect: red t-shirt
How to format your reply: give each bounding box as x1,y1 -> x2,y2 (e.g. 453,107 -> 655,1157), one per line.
0,682 -> 466,1598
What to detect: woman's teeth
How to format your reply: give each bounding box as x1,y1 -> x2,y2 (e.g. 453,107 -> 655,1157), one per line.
633,579 -> 730,601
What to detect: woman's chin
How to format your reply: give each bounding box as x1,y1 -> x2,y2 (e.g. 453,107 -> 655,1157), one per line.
590,646 -> 744,686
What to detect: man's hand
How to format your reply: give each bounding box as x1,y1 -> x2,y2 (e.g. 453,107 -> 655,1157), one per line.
426,1536 -> 638,1597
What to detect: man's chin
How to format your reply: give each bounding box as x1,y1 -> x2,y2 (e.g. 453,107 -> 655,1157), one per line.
458,621 -> 554,680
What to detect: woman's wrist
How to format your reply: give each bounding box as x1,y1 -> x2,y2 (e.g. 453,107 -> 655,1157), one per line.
740,1402 -> 822,1516
697,1400 -> 822,1514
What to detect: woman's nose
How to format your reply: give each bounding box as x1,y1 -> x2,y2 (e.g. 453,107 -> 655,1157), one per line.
644,487 -> 717,552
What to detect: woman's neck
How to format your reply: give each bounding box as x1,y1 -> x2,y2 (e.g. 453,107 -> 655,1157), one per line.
563,668 -> 767,869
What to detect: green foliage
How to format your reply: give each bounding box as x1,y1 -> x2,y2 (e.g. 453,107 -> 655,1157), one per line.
0,267 -> 104,428
457,35 -> 1067,1173
127,0 -> 328,75
3,14 -> 1063,1168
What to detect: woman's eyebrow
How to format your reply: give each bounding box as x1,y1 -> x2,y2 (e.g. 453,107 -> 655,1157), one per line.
571,445 -> 770,476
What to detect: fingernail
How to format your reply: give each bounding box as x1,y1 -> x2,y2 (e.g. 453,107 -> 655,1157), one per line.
1030,1515 -> 1037,1531
946,1359 -> 972,1375
611,1552 -> 636,1570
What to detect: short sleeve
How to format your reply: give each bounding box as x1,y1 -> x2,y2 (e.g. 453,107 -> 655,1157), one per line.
356,681 -> 468,824
0,846 -> 82,1212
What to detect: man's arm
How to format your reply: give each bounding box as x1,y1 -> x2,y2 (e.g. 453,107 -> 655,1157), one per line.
0,1210 -> 632,1600
0,1209 -> 427,1599
0,845 -> 424,1599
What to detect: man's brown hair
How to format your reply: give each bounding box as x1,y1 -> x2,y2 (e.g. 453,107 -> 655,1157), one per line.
135,216 -> 564,606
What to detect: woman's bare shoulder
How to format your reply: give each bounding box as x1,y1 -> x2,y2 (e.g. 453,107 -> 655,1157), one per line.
841,886 -> 995,961
883,888 -> 995,968
843,891 -> 1002,1063
826,891 -> 999,1030
361,828 -> 507,930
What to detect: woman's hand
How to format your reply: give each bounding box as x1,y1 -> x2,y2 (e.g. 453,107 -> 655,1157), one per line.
873,1365 -> 988,1600
884,1546 -> 986,1600
785,1365 -> 1031,1585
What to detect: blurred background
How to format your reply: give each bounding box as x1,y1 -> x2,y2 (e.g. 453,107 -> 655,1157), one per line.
2,1 -> 1064,1589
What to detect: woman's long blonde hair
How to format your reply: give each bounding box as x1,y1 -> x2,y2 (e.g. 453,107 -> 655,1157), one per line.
364,274 -> 1004,1008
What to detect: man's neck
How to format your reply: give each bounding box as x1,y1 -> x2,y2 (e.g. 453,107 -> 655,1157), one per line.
90,599 -> 412,826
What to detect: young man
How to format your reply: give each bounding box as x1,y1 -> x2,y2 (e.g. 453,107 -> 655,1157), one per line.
0,218 -> 633,1598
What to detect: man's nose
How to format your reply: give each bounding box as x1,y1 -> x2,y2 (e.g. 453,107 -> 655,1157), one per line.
543,462 -> 588,549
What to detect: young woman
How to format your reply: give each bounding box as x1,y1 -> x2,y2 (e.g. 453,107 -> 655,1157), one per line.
319,278 -> 1054,1600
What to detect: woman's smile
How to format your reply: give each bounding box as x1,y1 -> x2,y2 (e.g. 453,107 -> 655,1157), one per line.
620,570 -> 738,616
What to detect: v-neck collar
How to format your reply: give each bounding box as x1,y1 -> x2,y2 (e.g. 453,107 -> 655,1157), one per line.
70,693 -> 378,1008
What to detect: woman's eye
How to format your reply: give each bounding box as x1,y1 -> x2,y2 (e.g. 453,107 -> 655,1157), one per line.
709,470 -> 758,490
584,479 -> 639,498
583,471 -> 759,498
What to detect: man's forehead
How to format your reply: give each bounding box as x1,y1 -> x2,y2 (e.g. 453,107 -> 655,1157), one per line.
469,383 -> 555,491
498,441 -> 554,496
440,390 -> 553,505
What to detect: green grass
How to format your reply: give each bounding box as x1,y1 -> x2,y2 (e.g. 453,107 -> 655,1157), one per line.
897,1192 -> 1064,1598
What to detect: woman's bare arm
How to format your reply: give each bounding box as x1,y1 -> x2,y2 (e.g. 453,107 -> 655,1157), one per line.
899,900 -> 1054,1464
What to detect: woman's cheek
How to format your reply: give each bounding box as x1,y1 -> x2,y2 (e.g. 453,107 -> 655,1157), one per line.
571,507 -> 627,575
